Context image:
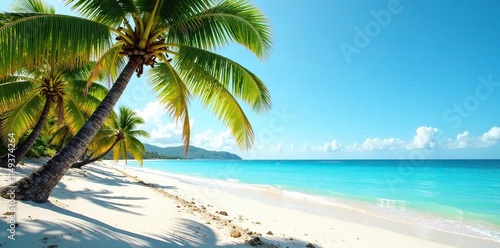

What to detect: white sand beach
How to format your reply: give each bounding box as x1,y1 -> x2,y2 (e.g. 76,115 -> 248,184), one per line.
1,159 -> 498,248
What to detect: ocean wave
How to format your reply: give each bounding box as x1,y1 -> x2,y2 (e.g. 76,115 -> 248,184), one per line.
376,198 -> 408,207
226,178 -> 239,183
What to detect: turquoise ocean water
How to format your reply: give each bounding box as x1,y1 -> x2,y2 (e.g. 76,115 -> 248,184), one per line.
124,159 -> 500,241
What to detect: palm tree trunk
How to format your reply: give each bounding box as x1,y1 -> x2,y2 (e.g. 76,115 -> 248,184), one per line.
71,138 -> 120,169
0,56 -> 143,203
0,94 -> 54,168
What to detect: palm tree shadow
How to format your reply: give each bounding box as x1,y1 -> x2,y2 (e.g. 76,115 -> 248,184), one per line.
51,183 -> 147,216
3,202 -> 245,247
68,163 -> 139,187
149,218 -> 244,247
72,163 -> 178,191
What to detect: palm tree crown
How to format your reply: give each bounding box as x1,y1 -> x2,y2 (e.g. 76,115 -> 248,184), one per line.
73,0 -> 273,151
94,106 -> 148,164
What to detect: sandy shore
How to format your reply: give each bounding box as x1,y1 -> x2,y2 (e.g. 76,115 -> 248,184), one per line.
1,159 -> 498,248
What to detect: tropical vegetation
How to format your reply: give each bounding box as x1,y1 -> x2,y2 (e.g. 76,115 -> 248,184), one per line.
71,106 -> 148,168
0,0 -> 272,203
0,66 -> 109,168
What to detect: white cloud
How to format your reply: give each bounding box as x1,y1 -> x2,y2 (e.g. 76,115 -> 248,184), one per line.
192,129 -> 236,151
406,126 -> 439,149
150,122 -> 183,139
301,143 -> 309,152
445,131 -> 471,149
135,101 -> 196,145
310,126 -> 500,156
289,143 -> 296,152
134,101 -> 165,124
320,140 -> 341,152
445,127 -> 500,148
360,137 -> 404,151
344,143 -> 359,151
270,143 -> 284,153
481,126 -> 500,142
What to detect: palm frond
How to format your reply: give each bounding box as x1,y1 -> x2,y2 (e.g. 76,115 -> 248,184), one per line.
136,0 -> 212,22
113,140 -> 126,162
69,80 -> 109,105
175,45 -> 271,113
0,12 -> 42,28
167,0 -> 272,59
124,135 -> 145,166
87,44 -> 127,87
62,63 -> 97,81
62,98 -> 88,135
0,95 -> 45,143
0,79 -> 38,111
48,123 -> 69,145
10,0 -> 56,14
148,62 -> 191,151
88,132 -> 116,158
0,14 -> 112,78
128,129 -> 149,139
63,0 -> 138,27
190,75 -> 254,150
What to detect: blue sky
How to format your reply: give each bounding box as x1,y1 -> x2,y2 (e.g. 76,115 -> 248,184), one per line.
2,0 -> 500,159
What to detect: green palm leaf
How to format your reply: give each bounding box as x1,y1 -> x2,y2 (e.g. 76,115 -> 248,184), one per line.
175,45 -> 271,113
68,80 -> 109,113
86,44 -> 127,87
124,135 -> 145,166
148,62 -> 191,151
0,94 -> 45,143
63,99 -> 88,135
128,129 -> 149,138
0,14 -> 111,78
167,0 -> 272,59
63,0 -> 138,27
137,0 -> 211,21
0,79 -> 37,111
89,130 -> 116,157
191,75 -> 254,150
10,0 -> 55,14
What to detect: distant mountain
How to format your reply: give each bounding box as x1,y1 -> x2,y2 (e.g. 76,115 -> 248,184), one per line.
144,144 -> 242,160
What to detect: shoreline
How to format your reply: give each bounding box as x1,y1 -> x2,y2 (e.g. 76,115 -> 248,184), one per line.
0,159 -> 498,247
115,162 -> 500,245
119,160 -> 500,242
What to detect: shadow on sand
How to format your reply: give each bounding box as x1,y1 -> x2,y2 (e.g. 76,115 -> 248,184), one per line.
1,201 -> 245,247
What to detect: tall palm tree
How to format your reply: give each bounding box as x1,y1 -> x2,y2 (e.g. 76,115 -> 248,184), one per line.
72,106 -> 148,168
0,67 -> 109,168
0,0 -> 272,202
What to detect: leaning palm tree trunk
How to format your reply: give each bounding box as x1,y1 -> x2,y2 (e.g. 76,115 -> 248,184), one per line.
0,95 -> 54,168
0,57 -> 142,202
71,139 -> 120,169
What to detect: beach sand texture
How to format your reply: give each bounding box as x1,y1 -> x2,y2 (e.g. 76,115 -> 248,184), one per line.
1,159 -> 498,248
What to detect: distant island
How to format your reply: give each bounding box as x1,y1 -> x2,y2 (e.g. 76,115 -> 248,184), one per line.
104,144 -> 242,160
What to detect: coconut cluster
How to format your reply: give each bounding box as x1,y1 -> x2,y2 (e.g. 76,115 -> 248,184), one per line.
115,24 -> 170,77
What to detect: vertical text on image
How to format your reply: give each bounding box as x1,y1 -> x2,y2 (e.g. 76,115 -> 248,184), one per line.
6,132 -> 17,240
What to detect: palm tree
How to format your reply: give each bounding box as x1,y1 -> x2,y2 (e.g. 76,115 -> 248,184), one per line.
0,67 -> 109,168
72,106 -> 148,168
0,0 -> 109,168
0,0 -> 272,202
